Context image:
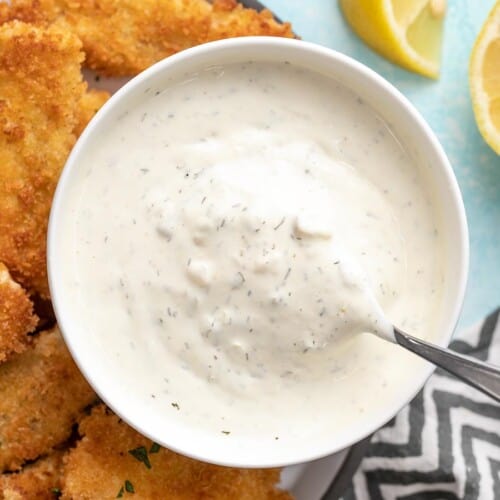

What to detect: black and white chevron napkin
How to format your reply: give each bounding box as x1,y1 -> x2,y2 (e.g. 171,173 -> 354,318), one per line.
331,308 -> 500,500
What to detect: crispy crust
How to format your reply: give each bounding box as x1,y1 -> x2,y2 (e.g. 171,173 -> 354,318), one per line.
73,89 -> 110,137
55,0 -> 212,76
0,327 -> 96,471
0,451 -> 64,500
1,0 -> 293,76
0,21 -> 86,298
62,405 -> 291,500
208,0 -> 292,40
0,0 -> 52,25
0,263 -> 38,363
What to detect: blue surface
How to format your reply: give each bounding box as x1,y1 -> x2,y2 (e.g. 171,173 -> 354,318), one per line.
265,0 -> 500,330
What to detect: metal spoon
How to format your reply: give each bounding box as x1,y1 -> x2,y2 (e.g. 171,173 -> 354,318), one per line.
393,326 -> 500,402
334,256 -> 498,402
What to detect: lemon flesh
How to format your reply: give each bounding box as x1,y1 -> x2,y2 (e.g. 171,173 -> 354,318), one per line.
470,1 -> 500,155
340,0 -> 446,79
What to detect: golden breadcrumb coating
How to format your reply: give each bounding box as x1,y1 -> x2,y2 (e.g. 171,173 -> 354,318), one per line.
74,89 -> 111,137
1,0 -> 293,76
0,327 -> 96,471
0,0 -> 50,25
54,0 -> 211,76
208,0 -> 291,40
0,21 -> 86,298
0,263 -> 38,363
0,451 -> 64,500
62,405 -> 291,500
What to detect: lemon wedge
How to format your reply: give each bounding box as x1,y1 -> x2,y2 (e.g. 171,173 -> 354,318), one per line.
469,1 -> 500,155
339,0 -> 446,79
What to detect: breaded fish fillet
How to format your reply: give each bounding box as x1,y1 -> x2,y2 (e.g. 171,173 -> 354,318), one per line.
74,89 -> 111,137
0,263 -> 38,363
1,0 -> 293,76
0,451 -> 64,499
0,21 -> 86,299
62,405 -> 291,500
0,327 -> 96,471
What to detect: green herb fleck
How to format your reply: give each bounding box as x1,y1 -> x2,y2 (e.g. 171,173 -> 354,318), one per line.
171,402 -> 180,410
125,480 -> 135,493
51,487 -> 62,498
128,446 -> 151,469
273,217 -> 285,230
221,430 -> 231,435
116,486 -> 125,498
150,442 -> 161,454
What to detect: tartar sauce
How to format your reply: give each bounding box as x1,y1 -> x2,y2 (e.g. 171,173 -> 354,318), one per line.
60,62 -> 443,442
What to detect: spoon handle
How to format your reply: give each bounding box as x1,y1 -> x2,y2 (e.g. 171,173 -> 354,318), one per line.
394,327 -> 500,403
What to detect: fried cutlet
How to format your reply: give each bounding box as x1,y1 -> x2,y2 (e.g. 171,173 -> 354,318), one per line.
0,263 -> 38,363
1,0 -> 293,76
0,327 -> 96,471
0,451 -> 64,499
62,405 -> 291,500
0,21 -> 86,299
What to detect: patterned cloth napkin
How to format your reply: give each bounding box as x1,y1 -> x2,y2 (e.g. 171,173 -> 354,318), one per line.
340,308 -> 500,500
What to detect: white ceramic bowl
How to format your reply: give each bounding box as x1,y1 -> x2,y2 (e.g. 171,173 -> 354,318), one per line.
48,37 -> 469,468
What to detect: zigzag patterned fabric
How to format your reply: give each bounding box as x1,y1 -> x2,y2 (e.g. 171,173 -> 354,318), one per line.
341,308 -> 500,500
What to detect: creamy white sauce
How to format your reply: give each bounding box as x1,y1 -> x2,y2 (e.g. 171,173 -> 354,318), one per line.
61,62 -> 443,442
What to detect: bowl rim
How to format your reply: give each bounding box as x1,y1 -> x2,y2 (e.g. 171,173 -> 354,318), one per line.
48,36 -> 469,468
